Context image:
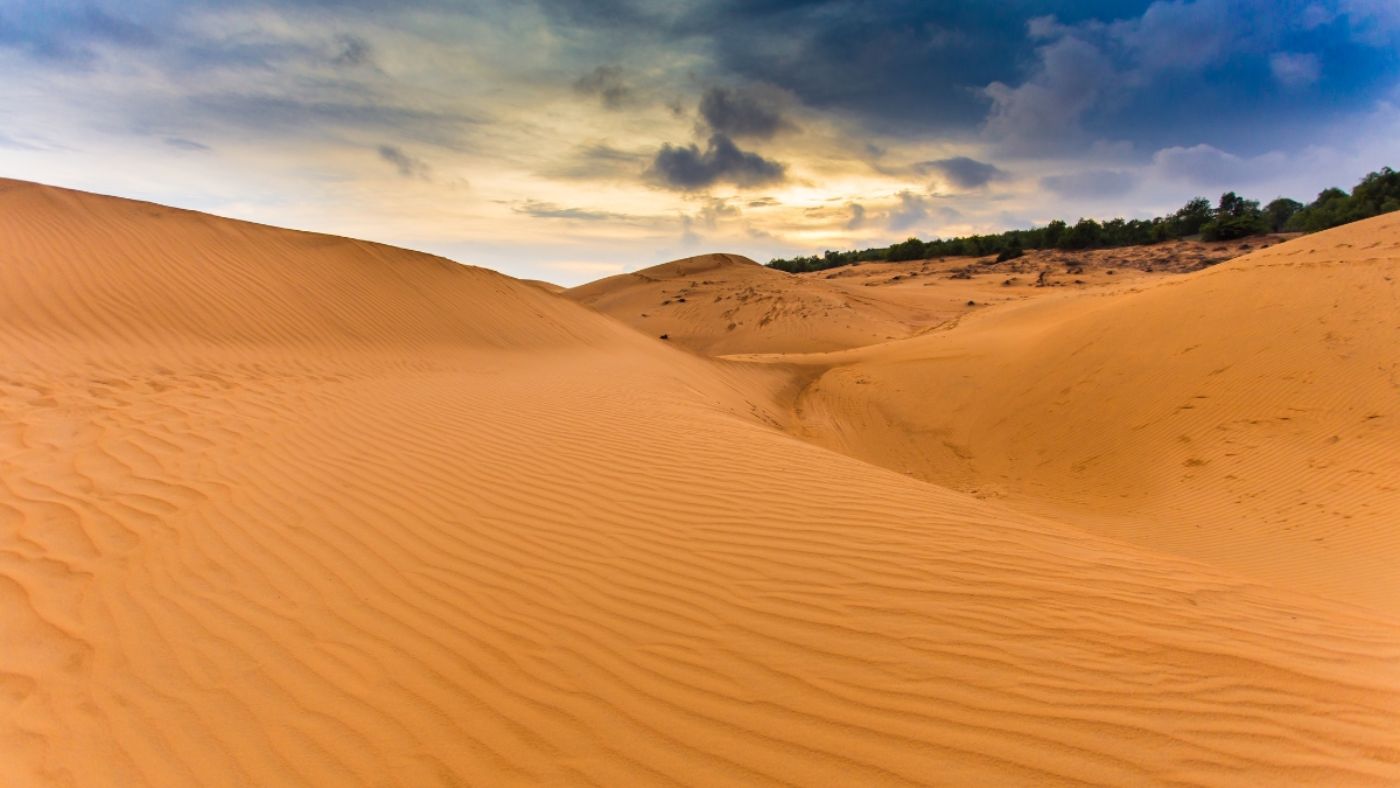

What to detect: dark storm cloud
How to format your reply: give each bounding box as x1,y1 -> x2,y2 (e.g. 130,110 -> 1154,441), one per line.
697,86 -> 792,139
1040,169 -> 1136,199
652,0 -> 1398,154
665,1 -> 1185,135
377,144 -> 431,178
678,2 -> 1017,133
981,0 -> 1400,155
527,1 -> 1125,135
9,0 -> 1396,162
647,133 -> 786,190
916,156 -> 1007,189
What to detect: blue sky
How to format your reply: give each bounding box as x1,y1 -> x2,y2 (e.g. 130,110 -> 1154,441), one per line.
1,0 -> 1397,282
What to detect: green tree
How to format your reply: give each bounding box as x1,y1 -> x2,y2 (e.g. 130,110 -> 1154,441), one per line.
1201,192 -> 1266,240
885,237 -> 926,262
1350,166 -> 1400,216
1286,187 -> 1352,232
995,237 -> 1024,262
1171,197 -> 1213,237
1264,197 -> 1303,232
1058,218 -> 1104,250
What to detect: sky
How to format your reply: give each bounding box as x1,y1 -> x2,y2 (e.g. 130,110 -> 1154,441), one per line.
1,0 -> 1398,284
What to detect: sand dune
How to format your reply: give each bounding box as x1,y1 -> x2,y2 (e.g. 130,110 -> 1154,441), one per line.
777,211 -> 1400,609
3,179 -> 1399,786
566,239 -> 1271,356
565,253 -> 946,354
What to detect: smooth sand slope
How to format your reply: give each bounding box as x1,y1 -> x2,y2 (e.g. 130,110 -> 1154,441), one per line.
3,179 -> 1399,786
779,212 -> 1400,609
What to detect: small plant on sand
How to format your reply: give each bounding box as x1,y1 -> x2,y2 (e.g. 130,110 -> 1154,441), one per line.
995,245 -> 1024,263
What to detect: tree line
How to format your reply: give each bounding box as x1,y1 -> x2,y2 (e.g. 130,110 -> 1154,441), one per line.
768,166 -> 1400,273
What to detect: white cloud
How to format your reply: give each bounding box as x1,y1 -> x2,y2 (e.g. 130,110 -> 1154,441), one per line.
983,35 -> 1111,154
1150,143 -> 1285,186
1116,0 -> 1235,72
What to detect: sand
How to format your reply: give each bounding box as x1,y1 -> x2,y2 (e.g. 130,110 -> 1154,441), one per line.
565,238 -> 1276,356
565,253 -> 944,354
2,178 -> 1399,786
762,213 -> 1400,609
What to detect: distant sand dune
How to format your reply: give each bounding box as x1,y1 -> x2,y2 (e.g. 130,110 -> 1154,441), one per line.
566,253 -> 944,354
2,179 -> 1398,785
567,238 -> 1274,357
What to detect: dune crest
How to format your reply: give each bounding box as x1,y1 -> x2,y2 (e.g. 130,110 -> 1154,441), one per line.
2,180 -> 1398,786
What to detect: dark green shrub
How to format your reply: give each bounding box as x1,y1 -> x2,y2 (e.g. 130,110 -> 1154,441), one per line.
1264,198 -> 1303,232
1201,192 -> 1267,240
1170,197 -> 1213,237
886,237 -> 926,262
1058,218 -> 1103,250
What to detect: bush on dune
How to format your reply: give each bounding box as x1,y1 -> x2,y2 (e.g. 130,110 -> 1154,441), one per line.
1265,197 -> 1303,232
1201,192 -> 1267,241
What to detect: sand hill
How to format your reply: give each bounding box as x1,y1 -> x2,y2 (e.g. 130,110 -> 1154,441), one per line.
565,239 -> 1272,356
3,179 -> 1399,786
565,253 -> 943,354
775,212 -> 1400,609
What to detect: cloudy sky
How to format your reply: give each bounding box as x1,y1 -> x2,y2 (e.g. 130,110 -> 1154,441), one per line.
2,0 -> 1398,283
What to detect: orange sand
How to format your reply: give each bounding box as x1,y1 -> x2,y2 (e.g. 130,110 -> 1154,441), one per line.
2,179 -> 1398,786
760,214 -> 1400,609
567,238 -> 1275,356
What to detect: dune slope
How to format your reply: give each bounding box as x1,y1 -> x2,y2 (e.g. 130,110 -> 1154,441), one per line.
784,211 -> 1400,609
2,180 -> 1399,786
565,253 -> 944,354
564,240 -> 1273,357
